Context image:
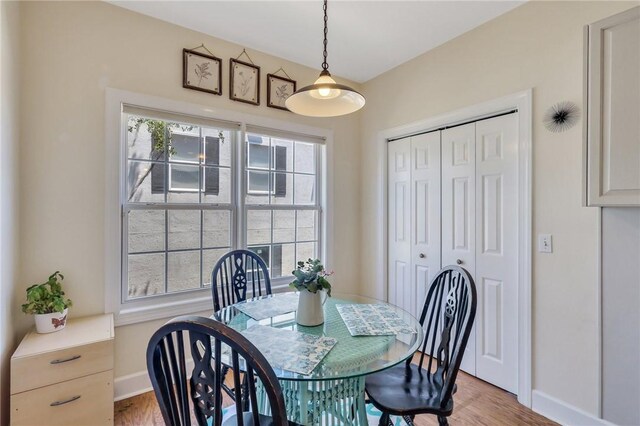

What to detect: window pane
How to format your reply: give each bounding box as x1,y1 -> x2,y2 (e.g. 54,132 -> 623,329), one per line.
128,253 -> 165,298
128,210 -> 165,253
271,243 -> 295,278
203,210 -> 231,248
247,210 -> 271,245
294,142 -> 315,174
273,210 -> 295,243
247,135 -> 270,169
168,210 -> 200,250
170,133 -> 200,163
202,167 -> 231,204
246,171 -> 270,204
127,160 -> 165,203
168,251 -> 201,292
294,174 -> 316,205
170,164 -> 199,191
271,172 -> 293,205
248,245 -> 270,267
127,116 -> 165,161
296,210 -> 317,242
202,248 -> 231,286
272,139 -> 294,172
296,242 -> 316,262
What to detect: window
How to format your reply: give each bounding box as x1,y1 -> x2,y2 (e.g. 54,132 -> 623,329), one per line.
123,109 -> 236,301
244,130 -> 322,280
117,104 -> 325,317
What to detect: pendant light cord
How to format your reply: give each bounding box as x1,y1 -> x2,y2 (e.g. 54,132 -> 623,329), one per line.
322,0 -> 329,71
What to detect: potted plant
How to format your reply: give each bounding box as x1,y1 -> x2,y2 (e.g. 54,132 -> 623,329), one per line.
289,259 -> 332,326
21,271 -> 72,334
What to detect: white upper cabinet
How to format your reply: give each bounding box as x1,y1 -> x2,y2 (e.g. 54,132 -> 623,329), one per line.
584,6 -> 640,206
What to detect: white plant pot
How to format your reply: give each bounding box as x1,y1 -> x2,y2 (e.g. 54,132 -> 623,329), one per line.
296,290 -> 327,327
35,308 -> 68,334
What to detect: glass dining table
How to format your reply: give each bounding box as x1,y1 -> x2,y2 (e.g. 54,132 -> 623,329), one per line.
213,292 -> 424,425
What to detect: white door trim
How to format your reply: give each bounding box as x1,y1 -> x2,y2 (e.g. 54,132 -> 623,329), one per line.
374,89 -> 533,407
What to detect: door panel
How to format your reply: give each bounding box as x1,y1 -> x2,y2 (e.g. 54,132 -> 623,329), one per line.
411,132 -> 441,318
388,138 -> 412,313
441,123 -> 476,375
475,114 -> 518,393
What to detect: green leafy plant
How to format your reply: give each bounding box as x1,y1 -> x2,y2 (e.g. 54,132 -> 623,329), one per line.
289,259 -> 332,296
21,271 -> 73,315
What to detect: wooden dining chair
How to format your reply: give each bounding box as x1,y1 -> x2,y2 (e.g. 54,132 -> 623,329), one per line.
146,315 -> 298,426
365,265 -> 477,426
211,249 -> 272,312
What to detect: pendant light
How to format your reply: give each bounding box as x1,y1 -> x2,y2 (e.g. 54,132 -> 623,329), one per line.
285,0 -> 365,117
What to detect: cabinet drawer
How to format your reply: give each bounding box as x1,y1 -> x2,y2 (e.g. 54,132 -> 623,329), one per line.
11,370 -> 113,426
11,339 -> 113,394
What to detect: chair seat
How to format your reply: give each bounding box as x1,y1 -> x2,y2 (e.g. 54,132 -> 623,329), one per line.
365,363 -> 454,417
223,411 -> 302,426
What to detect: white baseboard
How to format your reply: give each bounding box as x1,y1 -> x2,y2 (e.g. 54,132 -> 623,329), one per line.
532,390 -> 614,426
115,359 -> 195,401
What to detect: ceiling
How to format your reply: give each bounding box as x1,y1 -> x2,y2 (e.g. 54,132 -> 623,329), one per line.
108,1 -> 524,83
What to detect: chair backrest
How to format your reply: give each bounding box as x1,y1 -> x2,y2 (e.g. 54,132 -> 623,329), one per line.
414,265 -> 477,407
146,315 -> 288,426
211,249 -> 272,312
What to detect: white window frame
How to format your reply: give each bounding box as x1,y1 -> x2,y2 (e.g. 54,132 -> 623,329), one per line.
105,88 -> 333,326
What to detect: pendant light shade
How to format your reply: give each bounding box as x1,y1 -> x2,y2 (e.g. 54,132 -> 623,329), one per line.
285,1 -> 365,117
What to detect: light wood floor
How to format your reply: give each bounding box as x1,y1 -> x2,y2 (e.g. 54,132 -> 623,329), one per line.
114,363 -> 556,425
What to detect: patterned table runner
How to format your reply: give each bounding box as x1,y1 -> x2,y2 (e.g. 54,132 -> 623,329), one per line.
336,304 -> 418,336
233,293 -> 299,321
241,325 -> 337,375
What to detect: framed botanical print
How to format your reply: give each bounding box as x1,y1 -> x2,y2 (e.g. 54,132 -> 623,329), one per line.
267,74 -> 296,111
182,48 -> 222,95
230,58 -> 260,105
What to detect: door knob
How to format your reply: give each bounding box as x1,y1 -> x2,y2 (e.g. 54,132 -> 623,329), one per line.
419,253 -> 426,259
456,259 -> 463,265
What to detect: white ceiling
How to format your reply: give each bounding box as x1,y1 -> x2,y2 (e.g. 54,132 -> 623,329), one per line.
108,1 -> 524,83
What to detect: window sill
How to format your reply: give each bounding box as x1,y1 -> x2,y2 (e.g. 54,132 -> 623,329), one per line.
113,293 -> 214,327
113,282 -> 294,327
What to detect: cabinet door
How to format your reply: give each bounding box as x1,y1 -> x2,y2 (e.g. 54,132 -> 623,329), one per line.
586,6 -> 640,206
442,123 -> 476,375
411,132 -> 441,318
388,138 -> 412,313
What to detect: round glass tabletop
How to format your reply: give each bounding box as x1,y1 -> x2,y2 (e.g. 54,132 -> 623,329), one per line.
214,292 -> 424,382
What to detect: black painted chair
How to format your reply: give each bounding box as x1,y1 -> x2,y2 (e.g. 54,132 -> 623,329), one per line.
147,315 -> 298,426
211,249 -> 272,312
365,266 -> 477,426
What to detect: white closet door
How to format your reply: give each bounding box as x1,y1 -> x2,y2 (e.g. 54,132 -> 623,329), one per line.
388,138 -> 412,313
474,114 -> 518,393
441,123 -> 477,375
411,132 -> 441,318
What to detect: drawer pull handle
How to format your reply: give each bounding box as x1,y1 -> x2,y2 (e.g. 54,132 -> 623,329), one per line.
50,355 -> 81,364
50,395 -> 81,406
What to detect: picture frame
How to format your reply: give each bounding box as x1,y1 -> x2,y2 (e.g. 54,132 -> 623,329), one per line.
183,48 -> 222,96
230,58 -> 260,105
267,73 -> 296,111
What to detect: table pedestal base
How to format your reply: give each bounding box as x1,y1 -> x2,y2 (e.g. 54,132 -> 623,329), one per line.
259,377 -> 368,425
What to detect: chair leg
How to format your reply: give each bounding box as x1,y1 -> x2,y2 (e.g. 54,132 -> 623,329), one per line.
437,415 -> 449,426
379,412 -> 392,426
403,415 -> 415,425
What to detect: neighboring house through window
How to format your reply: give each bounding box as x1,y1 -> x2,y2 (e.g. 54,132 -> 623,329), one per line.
116,103 -> 325,324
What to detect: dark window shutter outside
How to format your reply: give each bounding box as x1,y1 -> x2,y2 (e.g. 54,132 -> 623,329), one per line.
204,136 -> 220,195
150,144 -> 165,194
274,145 -> 287,198
272,244 -> 282,277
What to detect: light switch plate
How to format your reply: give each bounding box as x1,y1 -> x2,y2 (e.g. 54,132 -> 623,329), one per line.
538,234 -> 552,253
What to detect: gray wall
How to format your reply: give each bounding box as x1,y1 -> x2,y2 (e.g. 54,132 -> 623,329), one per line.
602,207 -> 640,425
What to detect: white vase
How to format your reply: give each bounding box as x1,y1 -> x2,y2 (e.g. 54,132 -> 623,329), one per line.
296,290 -> 327,327
34,308 -> 68,334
